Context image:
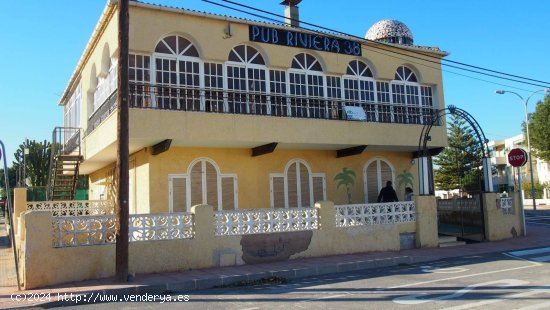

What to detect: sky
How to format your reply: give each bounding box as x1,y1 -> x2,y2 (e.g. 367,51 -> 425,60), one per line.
0,0 -> 549,166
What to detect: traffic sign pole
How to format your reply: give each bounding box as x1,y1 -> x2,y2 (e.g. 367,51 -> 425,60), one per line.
518,166 -> 526,236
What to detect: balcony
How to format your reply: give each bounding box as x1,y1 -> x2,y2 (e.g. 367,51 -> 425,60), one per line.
80,83 -> 446,172
126,83 -> 441,125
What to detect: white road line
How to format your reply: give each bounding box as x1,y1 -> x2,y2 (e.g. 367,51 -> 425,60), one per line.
440,286 -> 550,310
509,247 -> 550,257
393,279 -> 528,305
388,261 -> 539,289
293,293 -> 351,307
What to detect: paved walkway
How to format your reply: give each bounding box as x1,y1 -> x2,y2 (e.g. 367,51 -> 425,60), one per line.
1,220 -> 550,309
0,216 -> 17,289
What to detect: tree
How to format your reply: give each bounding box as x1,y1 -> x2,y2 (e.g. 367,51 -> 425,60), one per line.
0,166 -> 16,197
12,139 -> 52,187
434,115 -> 484,193
334,167 -> 356,204
528,94 -> 550,161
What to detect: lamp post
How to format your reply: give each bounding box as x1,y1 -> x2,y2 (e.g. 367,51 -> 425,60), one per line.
495,88 -> 550,211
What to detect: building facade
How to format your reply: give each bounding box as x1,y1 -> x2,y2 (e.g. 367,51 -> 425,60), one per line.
57,1 -> 448,215
489,134 -> 550,198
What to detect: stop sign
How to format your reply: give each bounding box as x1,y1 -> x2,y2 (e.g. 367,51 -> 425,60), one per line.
508,148 -> 528,167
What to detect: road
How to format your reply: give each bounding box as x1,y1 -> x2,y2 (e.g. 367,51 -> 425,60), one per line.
53,245 -> 550,310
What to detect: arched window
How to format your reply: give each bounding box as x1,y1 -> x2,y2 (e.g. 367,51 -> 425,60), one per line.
169,158 -> 237,212
391,65 -> 420,124
270,159 -> 326,208
343,60 -> 376,120
363,158 -> 395,203
226,45 -> 268,115
94,57 -> 118,112
154,35 -> 201,111
288,53 -> 326,118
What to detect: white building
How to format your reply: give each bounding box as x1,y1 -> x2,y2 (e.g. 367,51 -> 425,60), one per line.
488,134 -> 550,199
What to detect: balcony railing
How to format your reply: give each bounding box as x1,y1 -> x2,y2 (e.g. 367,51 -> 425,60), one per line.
86,82 -> 441,135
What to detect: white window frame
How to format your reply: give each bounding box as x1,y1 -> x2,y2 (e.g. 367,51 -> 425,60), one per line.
225,45 -> 269,114
168,157 -> 238,212
363,157 -> 396,203
151,36 -> 203,110
269,159 -> 326,208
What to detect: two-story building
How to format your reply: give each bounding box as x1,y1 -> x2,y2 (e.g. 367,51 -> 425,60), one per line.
56,0 -> 448,216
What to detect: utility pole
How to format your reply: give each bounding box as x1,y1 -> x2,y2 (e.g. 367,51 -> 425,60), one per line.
116,0 -> 130,282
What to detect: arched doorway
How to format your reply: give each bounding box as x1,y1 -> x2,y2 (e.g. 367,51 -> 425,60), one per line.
418,105 -> 492,242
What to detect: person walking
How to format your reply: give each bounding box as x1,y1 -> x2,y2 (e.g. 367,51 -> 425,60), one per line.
377,181 -> 398,202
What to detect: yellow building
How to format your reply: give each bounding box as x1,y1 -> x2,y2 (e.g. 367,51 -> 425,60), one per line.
15,1 -> 528,290
56,1 -> 448,213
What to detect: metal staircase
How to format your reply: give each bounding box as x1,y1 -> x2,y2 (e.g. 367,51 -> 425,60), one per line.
47,127 -> 83,201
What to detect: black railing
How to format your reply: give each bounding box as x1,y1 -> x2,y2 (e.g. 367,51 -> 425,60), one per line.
86,83 -> 441,135
87,91 -> 118,136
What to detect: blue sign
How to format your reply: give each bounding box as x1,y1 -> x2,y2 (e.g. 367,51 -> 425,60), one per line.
250,25 -> 362,56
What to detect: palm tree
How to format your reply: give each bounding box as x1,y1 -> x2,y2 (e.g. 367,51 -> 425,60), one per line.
334,168 -> 356,204
397,170 -> 414,190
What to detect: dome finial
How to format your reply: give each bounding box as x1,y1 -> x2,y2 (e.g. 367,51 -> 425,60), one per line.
365,19 -> 414,45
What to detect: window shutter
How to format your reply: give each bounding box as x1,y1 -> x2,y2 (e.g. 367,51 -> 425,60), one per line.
172,177 -> 187,212
205,161 -> 218,209
190,162 -> 203,206
312,175 -> 325,204
287,163 -> 298,207
221,176 -> 235,211
272,175 -> 285,208
367,163 -> 379,203
380,161 -> 393,187
300,163 -> 311,207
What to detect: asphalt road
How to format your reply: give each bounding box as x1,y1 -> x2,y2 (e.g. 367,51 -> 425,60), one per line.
51,246 -> 550,310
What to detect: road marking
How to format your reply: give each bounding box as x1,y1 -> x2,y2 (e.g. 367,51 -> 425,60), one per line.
388,261 -> 539,289
393,279 -> 528,305
294,292 -> 351,307
440,285 -> 550,310
509,247 -> 550,257
421,266 -> 469,274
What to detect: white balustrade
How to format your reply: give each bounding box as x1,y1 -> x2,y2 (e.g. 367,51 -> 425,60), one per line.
52,215 -> 117,247
215,207 -> 319,236
130,213 -> 194,241
335,202 -> 416,227
52,212 -> 194,247
498,197 -> 513,215
28,200 -> 114,216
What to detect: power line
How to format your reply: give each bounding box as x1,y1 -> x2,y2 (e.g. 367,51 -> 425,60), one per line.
205,0 -> 550,88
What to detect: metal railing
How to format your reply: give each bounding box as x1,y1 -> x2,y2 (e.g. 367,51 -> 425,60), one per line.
85,82 -> 441,135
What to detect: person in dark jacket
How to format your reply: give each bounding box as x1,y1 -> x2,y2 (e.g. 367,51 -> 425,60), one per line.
377,181 -> 399,202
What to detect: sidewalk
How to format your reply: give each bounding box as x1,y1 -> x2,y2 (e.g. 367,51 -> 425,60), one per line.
0,216 -> 17,289
1,221 -> 550,309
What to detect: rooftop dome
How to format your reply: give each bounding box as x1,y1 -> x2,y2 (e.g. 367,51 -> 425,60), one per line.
365,19 -> 414,45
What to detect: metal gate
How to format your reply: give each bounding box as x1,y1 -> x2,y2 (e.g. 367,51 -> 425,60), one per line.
437,193 -> 485,242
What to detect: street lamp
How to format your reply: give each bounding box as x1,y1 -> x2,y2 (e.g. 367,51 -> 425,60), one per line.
495,88 -> 550,211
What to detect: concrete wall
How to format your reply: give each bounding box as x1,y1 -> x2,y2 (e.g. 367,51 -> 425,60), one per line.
483,192 -> 524,241
21,200 -> 427,289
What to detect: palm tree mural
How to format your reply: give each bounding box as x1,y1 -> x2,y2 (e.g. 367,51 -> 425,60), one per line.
334,168 -> 356,204
397,170 -> 414,189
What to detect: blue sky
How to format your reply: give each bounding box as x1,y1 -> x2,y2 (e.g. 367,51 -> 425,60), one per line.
0,0 -> 549,165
